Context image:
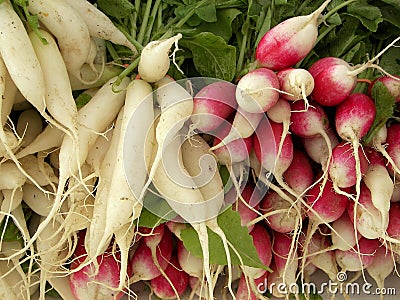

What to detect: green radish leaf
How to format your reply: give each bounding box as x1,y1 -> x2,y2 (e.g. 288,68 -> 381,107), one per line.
180,207 -> 269,269
97,0 -> 135,19
346,1 -> 383,32
195,0 -> 217,22
196,8 -> 242,41
137,190 -> 177,228
363,81 -> 396,145
381,0 -> 400,10
379,47 -> 400,76
381,5 -> 400,29
75,93 -> 92,109
0,218 -> 22,243
180,32 -> 236,81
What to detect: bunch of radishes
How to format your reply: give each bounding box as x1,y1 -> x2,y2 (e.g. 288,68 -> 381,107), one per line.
0,0 -> 399,299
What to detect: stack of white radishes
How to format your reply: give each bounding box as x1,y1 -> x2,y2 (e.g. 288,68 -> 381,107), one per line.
0,0 -> 399,299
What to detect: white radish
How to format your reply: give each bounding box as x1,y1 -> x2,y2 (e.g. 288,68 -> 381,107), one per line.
64,0 -> 138,54
138,34 -> 182,83
28,0 -> 94,84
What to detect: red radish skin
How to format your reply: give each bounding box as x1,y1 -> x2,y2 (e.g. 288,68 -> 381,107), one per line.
329,142 -> 368,191
236,68 -> 280,113
236,272 -> 268,300
233,183 -> 261,232
387,202 -> 400,239
335,237 -> 380,272
368,75 -> 400,103
190,81 -> 237,133
69,231 -> 130,300
255,0 -> 331,71
283,148 -> 314,195
386,123 -> 400,177
241,223 -> 272,279
259,190 -> 304,233
309,58 -> 357,106
212,121 -> 253,165
129,227 -> 173,282
150,256 -> 189,300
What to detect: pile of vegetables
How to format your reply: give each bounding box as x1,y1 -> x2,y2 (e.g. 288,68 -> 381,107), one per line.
0,0 -> 399,299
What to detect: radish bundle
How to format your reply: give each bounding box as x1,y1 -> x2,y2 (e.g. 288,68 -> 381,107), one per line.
0,0 -> 399,299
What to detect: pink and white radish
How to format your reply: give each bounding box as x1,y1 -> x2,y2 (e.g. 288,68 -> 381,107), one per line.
233,183 -> 261,232
277,68 -> 315,108
177,239 -> 204,279
386,123 -> 400,177
190,81 -> 237,133
368,75 -> 400,103
235,67 -> 280,113
150,256 -> 189,300
331,211 -> 361,251
255,0 -> 331,71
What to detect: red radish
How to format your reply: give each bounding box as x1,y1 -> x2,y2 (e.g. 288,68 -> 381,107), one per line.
69,231 -> 130,300
368,75 -> 400,103
177,239 -> 203,278
233,183 -> 261,232
129,226 -> 173,282
211,106 -> 263,151
391,182 -> 400,202
242,223 -> 272,279
299,230 -> 338,282
254,119 -> 291,185
236,271 -> 268,300
367,246 -> 395,300
387,202 -> 400,239
302,127 -> 339,168
259,190 -> 304,234
371,126 -> 400,176
309,35 -> 400,107
386,123 -> 400,177
309,57 -> 357,106
150,256 -> 189,300
290,100 -> 332,195
335,237 -> 380,272
255,0 -> 331,71
277,68 -> 315,108
347,182 -> 389,240
272,232 -> 298,289
190,81 -> 237,132
329,142 -> 368,194
283,148 -> 314,196
235,68 -> 280,113
331,211 -> 361,251
212,121 -> 253,166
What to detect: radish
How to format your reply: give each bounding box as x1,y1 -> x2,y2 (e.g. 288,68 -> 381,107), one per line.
129,227 -> 173,282
387,202 -> 400,239
328,141 -> 369,196
331,211 -> 361,251
347,182 -> 389,240
277,68 -> 315,108
386,123 -> 400,177
367,246 -> 395,300
138,34 -> 182,83
233,183 -> 261,232
190,80 -> 237,133
64,0 -> 138,55
259,190 -> 303,234
368,75 -> 400,103
28,0 -> 94,84
255,0 -> 331,71
236,271 -> 269,300
212,121 -> 253,166
272,232 -> 299,290
335,237 -> 380,272
290,100 -> 331,195
236,68 -> 280,113
363,160 -> 394,231
283,148 -> 314,196
69,230 -> 130,300
150,256 -> 189,300
177,239 -> 204,278
210,106 -> 263,150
